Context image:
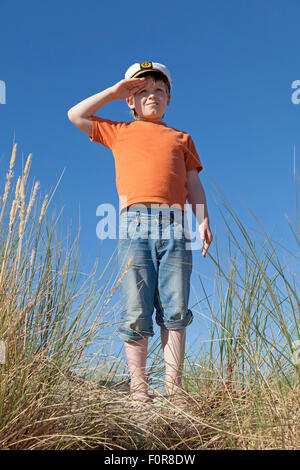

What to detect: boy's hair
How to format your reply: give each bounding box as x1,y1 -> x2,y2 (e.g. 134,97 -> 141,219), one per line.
129,72 -> 171,121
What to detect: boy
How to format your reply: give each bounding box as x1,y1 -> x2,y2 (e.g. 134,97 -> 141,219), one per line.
67,61 -> 212,406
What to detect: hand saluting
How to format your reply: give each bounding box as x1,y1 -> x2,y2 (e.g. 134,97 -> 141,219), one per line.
111,77 -> 147,100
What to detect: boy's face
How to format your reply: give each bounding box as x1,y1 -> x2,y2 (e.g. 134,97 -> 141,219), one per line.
126,75 -> 171,122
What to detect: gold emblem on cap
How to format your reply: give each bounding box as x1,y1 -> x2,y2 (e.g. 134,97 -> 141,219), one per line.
140,62 -> 152,69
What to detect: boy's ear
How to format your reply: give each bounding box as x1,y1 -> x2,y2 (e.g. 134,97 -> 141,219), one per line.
126,96 -> 135,110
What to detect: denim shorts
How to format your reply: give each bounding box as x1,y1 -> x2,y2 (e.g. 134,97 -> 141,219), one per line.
117,206 -> 194,342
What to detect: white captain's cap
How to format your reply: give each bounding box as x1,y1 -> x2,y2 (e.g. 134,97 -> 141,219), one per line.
125,61 -> 172,91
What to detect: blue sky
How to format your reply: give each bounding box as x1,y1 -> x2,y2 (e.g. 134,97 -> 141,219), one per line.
0,0 -> 299,369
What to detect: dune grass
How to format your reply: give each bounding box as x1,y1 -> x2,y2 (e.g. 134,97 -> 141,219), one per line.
0,144 -> 299,450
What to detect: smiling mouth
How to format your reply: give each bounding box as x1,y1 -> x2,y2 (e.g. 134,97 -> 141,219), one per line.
147,102 -> 159,106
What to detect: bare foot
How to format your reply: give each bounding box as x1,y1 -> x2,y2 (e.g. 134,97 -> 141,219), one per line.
164,382 -> 183,397
129,378 -> 152,401
164,385 -> 187,408
128,391 -> 153,411
167,393 -> 186,403
130,390 -> 153,403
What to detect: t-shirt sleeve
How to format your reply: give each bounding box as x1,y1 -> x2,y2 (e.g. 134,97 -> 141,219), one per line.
184,135 -> 203,173
89,116 -> 123,149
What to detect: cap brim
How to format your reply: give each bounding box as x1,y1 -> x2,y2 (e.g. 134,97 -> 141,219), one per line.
131,70 -> 170,89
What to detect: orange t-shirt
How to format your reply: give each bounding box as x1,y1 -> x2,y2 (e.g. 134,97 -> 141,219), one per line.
89,116 -> 203,214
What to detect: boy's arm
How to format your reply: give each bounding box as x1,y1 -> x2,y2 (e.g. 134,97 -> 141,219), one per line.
67,87 -> 117,136
186,169 -> 213,258
67,78 -> 147,136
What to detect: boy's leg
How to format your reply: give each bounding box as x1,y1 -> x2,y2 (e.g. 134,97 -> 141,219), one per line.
118,210 -> 158,403
160,326 -> 186,396
124,336 -> 152,402
155,210 -> 192,398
